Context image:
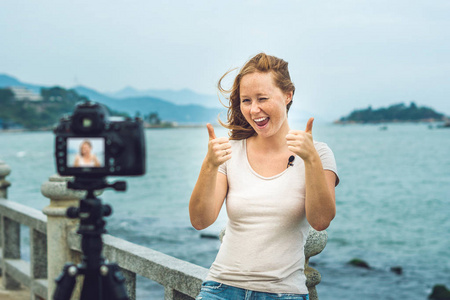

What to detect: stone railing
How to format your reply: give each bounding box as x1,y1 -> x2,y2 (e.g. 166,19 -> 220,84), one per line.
0,159 -> 327,300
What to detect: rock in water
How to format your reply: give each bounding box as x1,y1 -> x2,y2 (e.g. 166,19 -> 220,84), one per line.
390,266 -> 403,275
348,258 -> 371,269
429,285 -> 450,300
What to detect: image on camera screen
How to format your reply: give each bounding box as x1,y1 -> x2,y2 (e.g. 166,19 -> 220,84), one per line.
67,137 -> 105,168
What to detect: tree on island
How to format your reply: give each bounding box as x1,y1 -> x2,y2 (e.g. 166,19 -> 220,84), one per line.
146,112 -> 161,125
337,102 -> 447,124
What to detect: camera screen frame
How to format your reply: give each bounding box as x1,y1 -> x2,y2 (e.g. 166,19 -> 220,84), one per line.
66,137 -> 105,168
56,136 -> 111,175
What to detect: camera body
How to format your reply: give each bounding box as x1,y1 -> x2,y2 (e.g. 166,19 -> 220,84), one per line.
54,101 -> 146,177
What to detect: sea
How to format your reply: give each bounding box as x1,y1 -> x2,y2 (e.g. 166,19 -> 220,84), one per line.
0,122 -> 449,300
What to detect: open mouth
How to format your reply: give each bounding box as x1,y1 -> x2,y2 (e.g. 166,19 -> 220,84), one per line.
253,117 -> 269,128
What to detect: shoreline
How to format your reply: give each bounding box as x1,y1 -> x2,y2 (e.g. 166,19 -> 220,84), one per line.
0,123 -> 208,134
333,118 -> 448,125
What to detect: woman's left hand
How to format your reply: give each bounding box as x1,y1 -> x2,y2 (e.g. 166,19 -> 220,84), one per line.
285,117 -> 318,163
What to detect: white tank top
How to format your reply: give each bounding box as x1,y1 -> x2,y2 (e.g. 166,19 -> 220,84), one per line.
205,139 -> 338,294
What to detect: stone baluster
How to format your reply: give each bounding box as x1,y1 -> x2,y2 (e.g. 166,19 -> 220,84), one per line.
0,160 -> 12,277
219,226 -> 327,300
41,175 -> 85,300
0,160 -> 22,290
304,227 -> 327,300
0,160 -> 11,199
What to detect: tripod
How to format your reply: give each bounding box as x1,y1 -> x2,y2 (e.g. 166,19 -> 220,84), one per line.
53,178 -> 130,300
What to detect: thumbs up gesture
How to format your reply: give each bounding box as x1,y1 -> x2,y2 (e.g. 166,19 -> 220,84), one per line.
286,117 -> 317,162
206,123 -> 232,167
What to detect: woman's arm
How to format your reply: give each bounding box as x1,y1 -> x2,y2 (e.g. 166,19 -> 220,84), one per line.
286,117 -> 337,231
189,124 -> 232,230
93,155 -> 101,167
189,163 -> 228,230
304,158 -> 336,231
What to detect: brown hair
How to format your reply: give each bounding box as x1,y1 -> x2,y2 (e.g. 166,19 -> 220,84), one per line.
218,53 -> 295,140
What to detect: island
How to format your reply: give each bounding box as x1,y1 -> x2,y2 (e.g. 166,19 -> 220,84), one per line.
335,102 -> 448,124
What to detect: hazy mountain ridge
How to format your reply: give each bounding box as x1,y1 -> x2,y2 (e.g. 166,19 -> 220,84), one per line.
0,74 -> 225,124
106,86 -> 221,108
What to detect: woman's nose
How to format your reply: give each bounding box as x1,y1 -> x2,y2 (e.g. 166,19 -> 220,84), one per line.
250,102 -> 261,114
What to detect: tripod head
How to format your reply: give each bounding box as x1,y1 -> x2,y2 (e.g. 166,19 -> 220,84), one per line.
66,177 -> 126,235
67,177 -> 127,193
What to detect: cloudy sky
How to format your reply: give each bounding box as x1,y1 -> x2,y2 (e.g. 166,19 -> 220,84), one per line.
1,1 -> 449,120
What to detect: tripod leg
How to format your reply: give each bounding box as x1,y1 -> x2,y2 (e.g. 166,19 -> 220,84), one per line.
101,263 -> 130,300
53,263 -> 78,300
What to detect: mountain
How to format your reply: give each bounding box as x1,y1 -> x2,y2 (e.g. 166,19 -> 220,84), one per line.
106,86 -> 221,108
72,85 -> 225,123
0,74 -> 42,93
0,74 -> 225,124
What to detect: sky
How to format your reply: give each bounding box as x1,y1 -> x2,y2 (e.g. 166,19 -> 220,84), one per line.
1,0 -> 449,120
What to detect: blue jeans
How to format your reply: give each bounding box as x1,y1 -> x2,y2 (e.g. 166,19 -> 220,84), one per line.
196,281 -> 309,300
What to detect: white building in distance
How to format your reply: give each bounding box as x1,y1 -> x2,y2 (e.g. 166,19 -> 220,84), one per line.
9,86 -> 43,101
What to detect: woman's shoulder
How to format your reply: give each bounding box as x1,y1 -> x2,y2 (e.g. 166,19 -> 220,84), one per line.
229,139 -> 246,148
313,140 -> 331,151
228,139 -> 246,158
313,140 -> 336,157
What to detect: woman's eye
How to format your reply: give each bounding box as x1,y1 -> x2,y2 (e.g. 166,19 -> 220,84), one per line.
259,97 -> 268,101
241,99 -> 250,103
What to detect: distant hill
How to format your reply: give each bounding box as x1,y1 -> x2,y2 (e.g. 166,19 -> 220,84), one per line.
0,74 -> 42,93
336,102 -> 447,124
0,74 -> 225,124
72,85 -> 225,124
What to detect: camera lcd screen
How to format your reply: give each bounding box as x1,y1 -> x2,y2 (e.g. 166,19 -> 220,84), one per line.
67,137 -> 105,168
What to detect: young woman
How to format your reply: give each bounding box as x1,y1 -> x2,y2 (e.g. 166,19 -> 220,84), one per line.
189,53 -> 339,300
74,140 -> 101,167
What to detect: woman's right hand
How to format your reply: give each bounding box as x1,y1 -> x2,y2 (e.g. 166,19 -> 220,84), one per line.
190,124 -> 231,230
206,123 -> 232,167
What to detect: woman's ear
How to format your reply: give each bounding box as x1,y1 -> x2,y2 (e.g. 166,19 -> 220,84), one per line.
285,91 -> 293,105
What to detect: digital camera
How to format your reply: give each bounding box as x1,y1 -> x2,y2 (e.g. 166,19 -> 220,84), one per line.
54,101 -> 146,177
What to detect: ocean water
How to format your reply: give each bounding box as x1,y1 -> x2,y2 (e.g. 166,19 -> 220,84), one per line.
0,123 -> 449,300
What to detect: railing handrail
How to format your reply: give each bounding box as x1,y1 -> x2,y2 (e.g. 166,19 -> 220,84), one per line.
0,199 -> 47,233
67,231 -> 207,298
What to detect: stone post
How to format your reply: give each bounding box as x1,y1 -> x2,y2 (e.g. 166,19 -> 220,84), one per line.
304,227 -> 328,300
41,175 -> 85,300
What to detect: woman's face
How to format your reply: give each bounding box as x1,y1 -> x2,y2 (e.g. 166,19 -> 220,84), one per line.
81,143 -> 91,156
239,72 -> 292,139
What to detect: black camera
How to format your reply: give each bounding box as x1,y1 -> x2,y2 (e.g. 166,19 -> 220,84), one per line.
54,101 -> 146,177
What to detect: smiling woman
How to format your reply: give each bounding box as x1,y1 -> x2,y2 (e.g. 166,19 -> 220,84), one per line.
189,53 -> 340,300
239,71 -> 292,139
218,53 -> 295,140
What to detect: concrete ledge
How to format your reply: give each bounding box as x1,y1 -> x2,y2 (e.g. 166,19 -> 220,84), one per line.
68,231 -> 207,298
0,200 -> 47,234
